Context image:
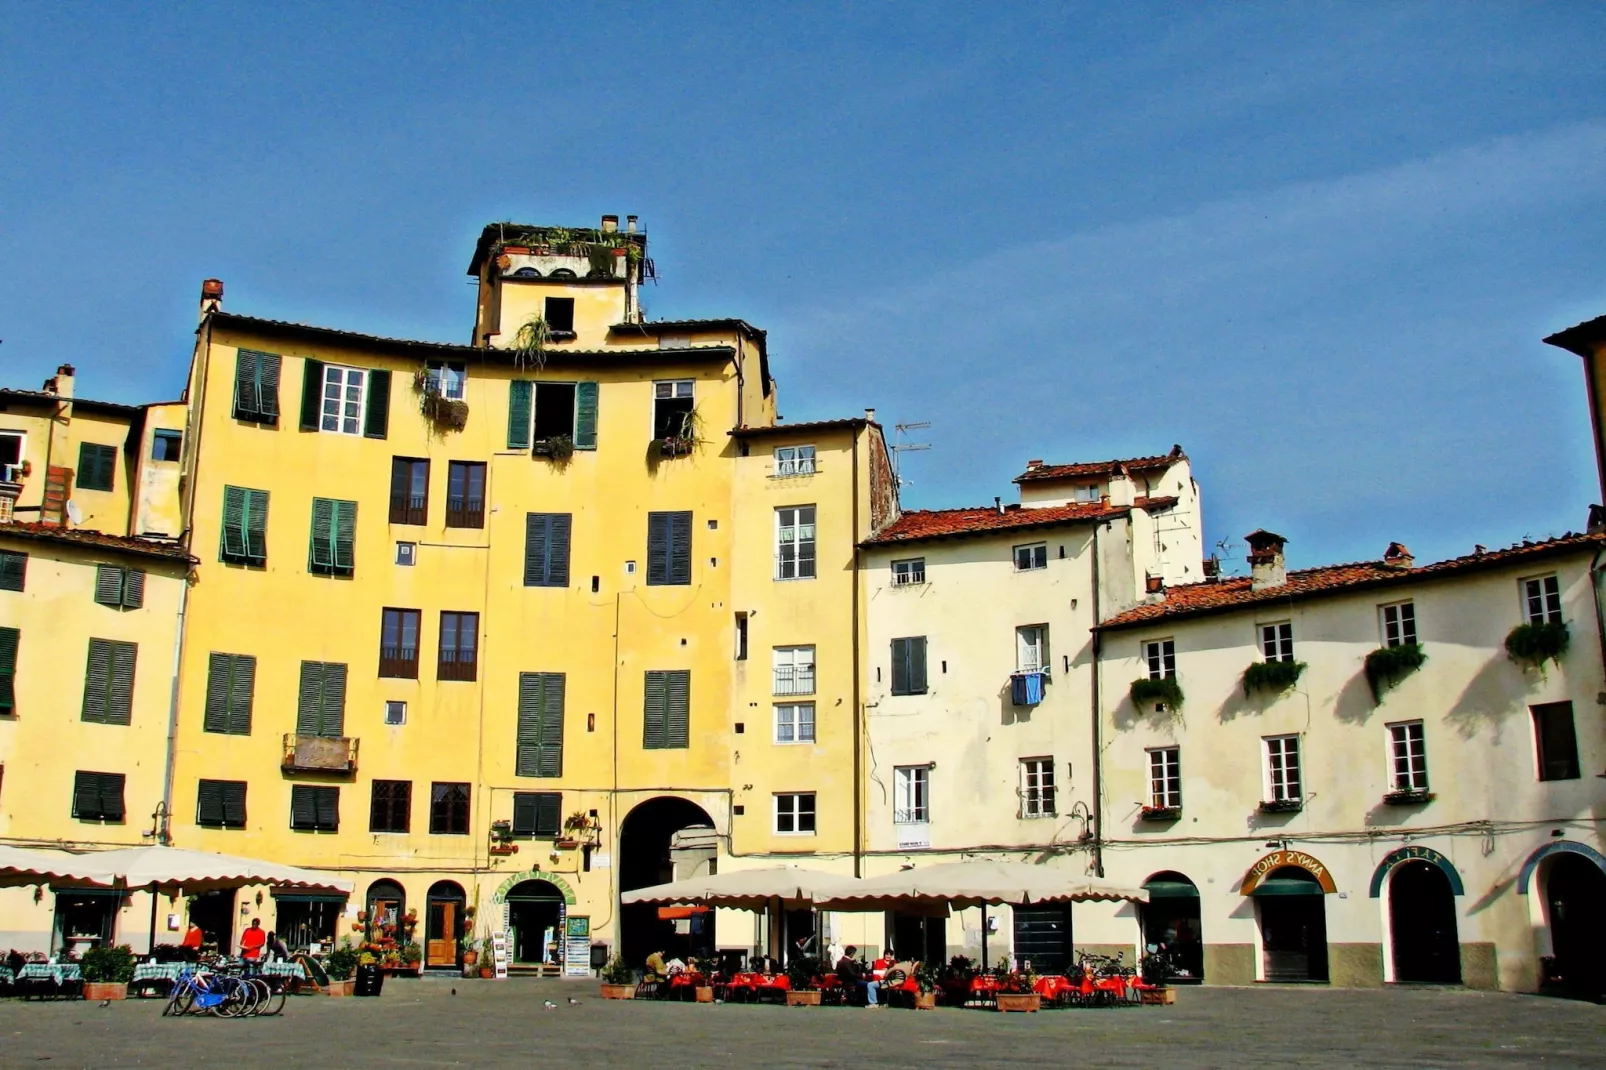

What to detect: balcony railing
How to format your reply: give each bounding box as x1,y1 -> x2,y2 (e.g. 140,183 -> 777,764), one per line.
282,733 -> 358,774
379,647 -> 419,680
445,497 -> 484,529
389,494 -> 427,526
772,664 -> 816,696
437,651 -> 478,682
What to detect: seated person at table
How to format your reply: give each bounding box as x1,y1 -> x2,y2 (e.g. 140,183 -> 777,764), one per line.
645,949 -> 669,980
835,946 -> 880,1007
870,954 -> 891,982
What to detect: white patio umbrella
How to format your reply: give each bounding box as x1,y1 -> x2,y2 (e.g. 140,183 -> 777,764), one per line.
817,859 -> 1148,911
0,844 -> 118,888
92,846 -> 353,896
621,864 -> 860,911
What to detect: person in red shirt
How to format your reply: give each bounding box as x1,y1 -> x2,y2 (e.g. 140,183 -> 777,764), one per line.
239,918 -> 267,961
181,923 -> 204,950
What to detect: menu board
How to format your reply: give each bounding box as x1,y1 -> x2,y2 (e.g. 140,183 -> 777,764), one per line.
564,915 -> 591,978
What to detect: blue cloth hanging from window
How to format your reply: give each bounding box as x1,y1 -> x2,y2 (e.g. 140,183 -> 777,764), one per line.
1011,672 -> 1045,706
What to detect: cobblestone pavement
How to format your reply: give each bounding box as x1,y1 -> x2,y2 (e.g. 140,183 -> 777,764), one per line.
2,980 -> 1603,1069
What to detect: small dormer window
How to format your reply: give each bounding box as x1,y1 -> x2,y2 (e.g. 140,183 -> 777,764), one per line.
774,445 -> 815,477
654,380 -> 695,439
426,361 -> 466,401
545,297 -> 575,333
1073,484 -> 1101,503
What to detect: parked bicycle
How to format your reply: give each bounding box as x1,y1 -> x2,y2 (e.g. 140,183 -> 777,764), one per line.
161,958 -> 287,1018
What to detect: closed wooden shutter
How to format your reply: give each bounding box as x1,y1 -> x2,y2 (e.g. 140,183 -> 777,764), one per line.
228,654 -> 255,734
298,661 -> 342,736
0,626 -> 17,712
646,513 -> 669,585
197,779 -> 225,826
121,569 -> 144,609
669,512 -> 692,584
291,785 -> 316,829
364,368 -> 391,439
512,792 -> 540,835
891,638 -> 910,695
234,349 -> 260,418
73,772 -> 101,819
665,669 -> 690,748
548,513 -> 572,587
300,359 -> 325,430
539,672 -> 564,776
334,501 -> 355,572
78,443 -> 115,492
574,381 -> 599,449
0,551 -> 25,592
507,380 -> 533,449
309,499 -> 334,571
95,565 -> 125,606
643,670 -> 668,748
221,487 -> 247,560
107,641 -> 135,725
245,489 -> 268,563
204,652 -> 232,732
222,781 -> 247,827
257,352 -> 281,421
314,786 -> 339,830
536,792 -> 561,836
82,638 -> 112,723
647,511 -> 692,586
100,773 -> 126,821
524,513 -> 548,586
908,636 -> 927,694
516,672 -> 563,777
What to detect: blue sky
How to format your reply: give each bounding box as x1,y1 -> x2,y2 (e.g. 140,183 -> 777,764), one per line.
4,3 -> 1605,568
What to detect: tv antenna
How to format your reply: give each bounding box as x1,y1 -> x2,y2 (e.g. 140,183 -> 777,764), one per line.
891,421 -> 930,487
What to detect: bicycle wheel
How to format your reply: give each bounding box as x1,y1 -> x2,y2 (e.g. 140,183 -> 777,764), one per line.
247,977 -> 274,1016
211,980 -> 246,1018
162,984 -> 191,1017
258,978 -> 288,1017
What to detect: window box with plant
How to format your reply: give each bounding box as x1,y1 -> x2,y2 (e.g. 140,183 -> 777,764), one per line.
1505,620 -> 1569,671
1140,805 -> 1182,822
600,956 -> 635,998
1257,798 -> 1303,814
412,368 -> 469,432
1242,659 -> 1306,696
993,962 -> 1040,1012
489,819 -> 520,856
532,433 -> 575,461
1364,642 -> 1426,702
1382,788 -> 1434,806
1129,676 -> 1184,712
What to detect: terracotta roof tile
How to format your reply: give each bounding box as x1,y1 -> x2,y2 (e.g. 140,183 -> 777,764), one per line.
1014,446 -> 1186,484
728,418 -> 874,438
0,523 -> 195,564
863,502 -> 1128,546
1098,531 -> 1606,631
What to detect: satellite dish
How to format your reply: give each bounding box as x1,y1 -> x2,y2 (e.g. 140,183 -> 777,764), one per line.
66,500 -> 83,525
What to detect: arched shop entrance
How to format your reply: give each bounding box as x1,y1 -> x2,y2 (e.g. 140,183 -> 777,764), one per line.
619,796 -> 716,965
1519,841 -> 1606,998
1242,850 -> 1336,983
365,880 -> 406,947
1369,848 -> 1464,984
1142,872 -> 1203,982
506,880 -> 567,967
424,881 -> 466,969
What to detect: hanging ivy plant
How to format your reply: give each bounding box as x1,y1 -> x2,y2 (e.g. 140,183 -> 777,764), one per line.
1363,642 -> 1427,702
1243,659 -> 1306,697
512,315 -> 550,370
1505,620 -> 1569,670
1129,676 -> 1184,711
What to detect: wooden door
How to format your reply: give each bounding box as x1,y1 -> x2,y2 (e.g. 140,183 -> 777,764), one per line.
426,901 -> 459,967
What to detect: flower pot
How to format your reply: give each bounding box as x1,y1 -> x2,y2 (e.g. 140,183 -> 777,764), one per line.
325,980 -> 355,997
995,992 -> 1040,1013
480,967 -> 494,979
501,245 -> 531,256
695,986 -> 714,1003
785,990 -> 822,1006
600,983 -> 635,1000
463,950 -> 479,967
1140,987 -> 1176,1005
83,982 -> 127,1001
913,991 -> 937,1010
554,839 -> 580,850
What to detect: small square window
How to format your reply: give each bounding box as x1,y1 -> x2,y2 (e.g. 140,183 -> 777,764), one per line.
385,700 -> 406,726
1380,602 -> 1417,647
1260,622 -> 1294,662
774,445 -> 816,477
625,561 -> 637,574
1013,543 -> 1047,571
544,297 -> 575,334
396,542 -> 416,566
426,361 -> 467,400
891,558 -> 925,586
151,429 -> 183,462
774,702 -> 816,744
1522,575 -> 1563,626
774,792 -> 816,835
1143,639 -> 1176,680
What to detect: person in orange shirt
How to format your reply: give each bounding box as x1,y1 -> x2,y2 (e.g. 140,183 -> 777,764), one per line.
181,922 -> 204,950
239,918 -> 267,962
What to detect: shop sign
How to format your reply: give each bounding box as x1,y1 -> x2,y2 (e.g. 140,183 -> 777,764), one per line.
1239,849 -> 1338,894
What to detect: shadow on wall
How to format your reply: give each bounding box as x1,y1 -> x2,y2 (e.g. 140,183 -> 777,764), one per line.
999,680 -> 1033,726
1111,691 -> 1187,733
1445,651 -> 1536,741
1332,669 -> 1377,726
1362,796 -> 1430,828
1245,804 -> 1306,834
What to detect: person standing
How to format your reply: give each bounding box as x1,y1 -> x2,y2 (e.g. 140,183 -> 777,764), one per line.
239,918 -> 267,962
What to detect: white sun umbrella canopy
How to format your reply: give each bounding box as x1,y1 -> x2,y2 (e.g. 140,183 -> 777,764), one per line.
621,865 -> 861,911
92,846 -> 354,895
818,859 -> 1148,911
0,844 -> 119,888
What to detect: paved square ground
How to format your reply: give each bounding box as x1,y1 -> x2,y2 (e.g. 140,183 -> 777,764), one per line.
2,979 -> 1603,1069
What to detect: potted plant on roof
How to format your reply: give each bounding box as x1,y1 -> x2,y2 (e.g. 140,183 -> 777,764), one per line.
600,956 -> 635,999
784,956 -> 824,1006
80,944 -> 135,1001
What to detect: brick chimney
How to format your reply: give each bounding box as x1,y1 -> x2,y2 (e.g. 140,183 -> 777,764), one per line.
44,364 -> 75,399
200,278 -> 224,322
1245,529 -> 1287,591
1382,542 -> 1414,569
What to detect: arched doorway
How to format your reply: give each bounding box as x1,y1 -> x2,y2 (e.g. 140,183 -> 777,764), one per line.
1142,872 -> 1203,982
1254,867 -> 1329,982
1545,853 -> 1606,998
618,796 -> 716,964
506,880 -> 567,967
365,880 -> 406,948
424,881 -> 465,970
1389,861 -> 1460,983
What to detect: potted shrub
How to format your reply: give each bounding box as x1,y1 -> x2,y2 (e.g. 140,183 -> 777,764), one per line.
324,943 -> 359,996
784,956 -> 823,1005
1364,642 -> 1427,701
912,962 -> 941,1010
80,944 -> 135,1001
939,955 -> 975,1006
479,937 -> 495,978
1129,675 -> 1184,713
1242,659 -> 1306,696
994,964 -> 1040,1012
600,956 -> 635,999
399,942 -> 422,976
1140,947 -> 1178,1004
692,955 -> 718,1003
1506,620 -> 1569,672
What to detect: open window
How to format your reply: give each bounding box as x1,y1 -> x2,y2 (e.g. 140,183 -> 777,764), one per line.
654,380 -> 695,440
534,382 -> 577,440
544,297 -> 575,334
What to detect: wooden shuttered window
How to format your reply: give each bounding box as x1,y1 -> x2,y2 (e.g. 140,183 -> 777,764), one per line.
82,638 -> 136,725
220,486 -> 269,565
429,782 -> 471,835
0,626 -> 17,713
369,780 -> 411,833
232,349 -> 282,424
196,779 -> 247,828
389,458 -> 429,525
72,771 -> 126,822
379,608 -> 421,679
891,636 -> 928,696
290,785 -> 339,831
93,564 -> 144,608
0,551 -> 27,592
446,462 -> 486,528
363,368 -> 391,439
512,792 -> 562,837
574,381 -> 598,449
507,380 -> 533,450
308,497 -> 357,576
438,611 -> 479,681
296,661 -> 347,737
203,652 -> 255,735
515,672 -> 565,778
646,511 -> 692,586
298,359 -> 325,431
523,513 -> 573,587
643,669 -> 691,749
76,443 -> 117,492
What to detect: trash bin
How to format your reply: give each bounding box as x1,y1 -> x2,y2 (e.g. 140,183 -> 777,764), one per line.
354,963 -> 385,997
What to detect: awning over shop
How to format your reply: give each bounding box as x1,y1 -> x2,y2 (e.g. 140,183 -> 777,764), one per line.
657,906 -> 711,920
0,845 -> 118,888
1250,877 -> 1326,897
1142,880 -> 1200,899
93,846 -> 354,896
818,860 -> 1148,911
622,865 -> 858,911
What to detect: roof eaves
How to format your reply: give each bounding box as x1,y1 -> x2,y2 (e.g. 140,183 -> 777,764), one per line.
1543,315 -> 1606,359
860,506 -> 1129,548
0,525 -> 197,565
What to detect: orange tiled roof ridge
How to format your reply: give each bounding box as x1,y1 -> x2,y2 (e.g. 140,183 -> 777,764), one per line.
1014,444 -> 1186,483
0,523 -> 195,563
863,501 -> 1150,545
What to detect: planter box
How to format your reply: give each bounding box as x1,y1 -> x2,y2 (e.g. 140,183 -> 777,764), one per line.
325,980 -> 355,997
913,991 -> 937,1010
1382,790 -> 1435,806
995,992 -> 1040,1013
785,989 -> 822,1006
600,984 -> 635,1000
695,986 -> 714,1003
83,982 -> 127,1001
1140,987 -> 1176,1005
1141,806 -> 1182,822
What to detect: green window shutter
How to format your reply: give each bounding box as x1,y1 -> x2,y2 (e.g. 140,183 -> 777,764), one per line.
548,514 -> 572,587
0,551 -> 25,592
197,780 -> 225,826
94,565 -> 125,606
669,512 -> 691,584
297,661 -> 325,735
222,781 -> 247,827
234,349 -> 260,418
364,368 -> 391,439
320,662 -> 347,736
291,785 -> 316,829
507,380 -> 533,450
107,640 -> 135,724
299,359 -> 325,431
536,793 -> 561,837
0,625 -> 18,712
73,772 -> 100,819
665,670 -> 690,749
77,444 -> 115,492
82,638 -> 112,723
229,654 -> 255,734
538,672 -> 565,777
204,652 -> 231,733
257,352 -> 281,422
891,638 -> 910,695
516,672 -> 545,776
334,501 -> 356,572
121,569 -> 145,609
246,489 -> 269,563
647,512 -> 680,585
221,487 -> 247,561
524,513 -> 548,586
574,381 -> 598,449
316,786 -> 339,830
309,498 -> 335,572
511,792 -> 539,835
909,636 -> 927,694
100,774 -> 126,822
643,670 -> 668,749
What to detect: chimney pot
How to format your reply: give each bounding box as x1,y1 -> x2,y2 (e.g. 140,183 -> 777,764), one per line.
1026,458 -> 1043,469
601,215 -> 619,233
1382,542 -> 1414,569
994,496 -> 1004,516
1245,529 -> 1288,591
199,278 -> 224,323
46,365 -> 74,400
626,215 -> 638,233
864,408 -> 876,423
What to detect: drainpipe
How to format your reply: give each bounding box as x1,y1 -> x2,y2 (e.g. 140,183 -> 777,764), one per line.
851,430 -> 864,878
1089,525 -> 1104,878
157,569 -> 191,845
1589,545 -> 1606,694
